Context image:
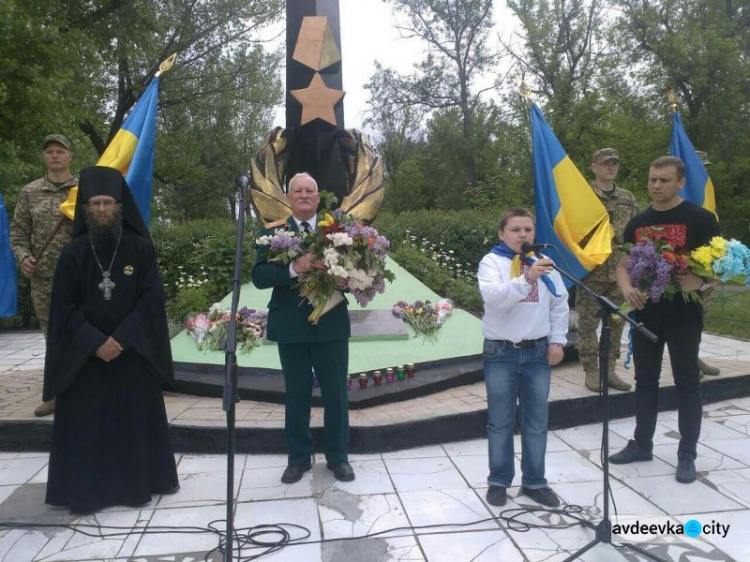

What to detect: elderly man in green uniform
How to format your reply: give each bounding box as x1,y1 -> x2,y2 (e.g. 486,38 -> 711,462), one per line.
252,172 -> 354,484
10,134 -> 78,417
577,148 -> 638,392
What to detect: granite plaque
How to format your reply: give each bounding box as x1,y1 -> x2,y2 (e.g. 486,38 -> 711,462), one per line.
349,310 -> 409,341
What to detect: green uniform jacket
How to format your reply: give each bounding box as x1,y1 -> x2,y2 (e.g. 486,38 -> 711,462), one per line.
251,216 -> 350,344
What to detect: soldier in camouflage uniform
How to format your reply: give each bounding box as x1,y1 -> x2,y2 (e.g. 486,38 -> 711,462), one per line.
10,134 -> 77,417
694,150 -> 720,378
577,149 -> 638,392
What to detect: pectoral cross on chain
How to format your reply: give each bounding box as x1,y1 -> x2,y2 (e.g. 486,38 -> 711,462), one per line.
98,271 -> 116,300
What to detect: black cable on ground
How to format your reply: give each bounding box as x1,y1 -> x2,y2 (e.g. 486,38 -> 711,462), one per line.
0,500 -> 603,562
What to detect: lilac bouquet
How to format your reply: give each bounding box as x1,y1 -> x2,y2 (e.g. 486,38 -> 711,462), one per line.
255,228 -> 304,265
299,205 -> 395,324
392,299 -> 449,343
184,304 -> 268,353
624,240 -> 686,302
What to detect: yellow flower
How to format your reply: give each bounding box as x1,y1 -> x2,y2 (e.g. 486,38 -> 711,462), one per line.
691,246 -> 714,270
318,212 -> 335,228
709,236 -> 726,258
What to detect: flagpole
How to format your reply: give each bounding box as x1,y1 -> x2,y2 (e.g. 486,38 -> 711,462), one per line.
38,54 -> 179,262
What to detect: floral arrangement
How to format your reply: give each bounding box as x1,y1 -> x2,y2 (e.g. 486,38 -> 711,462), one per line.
688,236 -> 750,284
255,228 -> 305,265
623,239 -> 687,302
185,303 -> 268,353
392,298 -> 453,343
299,199 -> 395,324
624,235 -> 750,305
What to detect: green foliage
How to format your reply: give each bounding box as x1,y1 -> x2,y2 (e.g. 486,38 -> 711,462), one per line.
151,218 -> 260,322
376,208 -> 499,274
166,285 -> 215,325
390,246 -> 483,314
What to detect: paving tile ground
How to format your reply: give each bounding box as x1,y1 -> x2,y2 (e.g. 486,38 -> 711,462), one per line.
1,329 -> 750,561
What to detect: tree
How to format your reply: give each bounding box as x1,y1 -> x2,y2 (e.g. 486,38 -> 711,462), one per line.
156,47 -> 282,223
0,0 -> 284,223
614,0 -> 750,238
365,0 -> 500,191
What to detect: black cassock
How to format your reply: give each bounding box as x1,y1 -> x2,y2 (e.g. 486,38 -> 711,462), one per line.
44,228 -> 178,513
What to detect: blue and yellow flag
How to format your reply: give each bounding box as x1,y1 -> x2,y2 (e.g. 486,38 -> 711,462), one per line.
0,191 -> 18,317
530,104 -> 614,286
61,77 -> 160,224
669,111 -> 717,218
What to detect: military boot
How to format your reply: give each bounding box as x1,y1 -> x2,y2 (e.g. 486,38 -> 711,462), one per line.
607,359 -> 632,391
698,359 -> 720,377
585,369 -> 601,392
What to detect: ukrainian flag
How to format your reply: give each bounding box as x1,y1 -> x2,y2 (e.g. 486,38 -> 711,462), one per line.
61,77 -> 160,224
531,104 -> 614,285
669,111 -> 717,218
0,191 -> 17,317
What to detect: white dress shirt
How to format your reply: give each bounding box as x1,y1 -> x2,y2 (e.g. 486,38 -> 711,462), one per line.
477,252 -> 569,345
288,215 -> 316,279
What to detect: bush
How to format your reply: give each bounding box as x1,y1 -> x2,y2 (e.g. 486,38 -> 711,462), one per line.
390,246 -> 483,314
151,218 -> 260,324
166,285 -> 215,325
375,209 -> 499,277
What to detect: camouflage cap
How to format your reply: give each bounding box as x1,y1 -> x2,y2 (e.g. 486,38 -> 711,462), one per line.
695,150 -> 711,166
592,148 -> 619,163
42,134 -> 72,150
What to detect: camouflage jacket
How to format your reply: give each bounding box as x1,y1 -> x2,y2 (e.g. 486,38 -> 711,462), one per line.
587,181 -> 639,283
10,175 -> 78,279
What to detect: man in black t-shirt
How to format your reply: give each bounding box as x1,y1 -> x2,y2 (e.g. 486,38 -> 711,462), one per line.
609,156 -> 720,484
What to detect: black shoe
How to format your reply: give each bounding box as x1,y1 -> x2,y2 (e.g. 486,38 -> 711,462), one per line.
675,455 -> 697,483
486,486 -> 507,507
281,462 -> 312,484
521,486 -> 560,508
326,462 -> 355,481
609,440 -> 653,464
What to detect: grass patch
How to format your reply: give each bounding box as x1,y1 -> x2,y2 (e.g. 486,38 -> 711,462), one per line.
704,288 -> 750,340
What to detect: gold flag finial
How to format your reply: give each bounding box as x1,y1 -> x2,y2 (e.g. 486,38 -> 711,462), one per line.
517,78 -> 532,100
666,89 -> 677,112
155,53 -> 177,77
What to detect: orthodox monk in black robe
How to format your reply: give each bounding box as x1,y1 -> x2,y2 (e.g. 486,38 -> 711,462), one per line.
44,166 -> 178,514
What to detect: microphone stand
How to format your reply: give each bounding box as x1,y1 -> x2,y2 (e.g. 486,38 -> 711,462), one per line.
522,244 -> 665,562
221,174 -> 250,562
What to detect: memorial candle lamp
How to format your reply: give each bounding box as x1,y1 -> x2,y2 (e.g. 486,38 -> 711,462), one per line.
358,373 -> 368,389
373,370 -> 383,386
346,374 -> 352,390
396,365 -> 406,381
385,368 -> 395,383
406,363 -> 416,377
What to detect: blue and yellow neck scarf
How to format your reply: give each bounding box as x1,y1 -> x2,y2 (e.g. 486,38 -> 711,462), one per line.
490,242 -> 561,298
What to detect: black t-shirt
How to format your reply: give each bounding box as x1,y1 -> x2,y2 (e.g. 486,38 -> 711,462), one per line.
623,200 -> 721,253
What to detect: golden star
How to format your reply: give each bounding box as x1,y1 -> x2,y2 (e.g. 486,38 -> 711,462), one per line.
290,72 -> 345,126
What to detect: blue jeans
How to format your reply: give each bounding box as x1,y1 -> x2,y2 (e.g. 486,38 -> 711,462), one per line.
483,338 -> 551,489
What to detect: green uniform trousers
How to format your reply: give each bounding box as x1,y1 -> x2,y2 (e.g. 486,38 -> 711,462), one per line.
278,340 -> 349,466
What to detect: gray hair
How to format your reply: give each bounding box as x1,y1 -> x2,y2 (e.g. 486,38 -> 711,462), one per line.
288,172 -> 318,192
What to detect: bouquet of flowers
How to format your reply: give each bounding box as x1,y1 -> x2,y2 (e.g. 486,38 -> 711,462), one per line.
255,228 -> 305,265
298,202 -> 395,324
688,236 -> 750,285
185,303 -> 268,353
392,298 -> 453,343
623,239 -> 687,302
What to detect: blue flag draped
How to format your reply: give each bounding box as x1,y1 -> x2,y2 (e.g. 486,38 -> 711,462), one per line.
1,191 -> 18,317
669,111 -> 717,218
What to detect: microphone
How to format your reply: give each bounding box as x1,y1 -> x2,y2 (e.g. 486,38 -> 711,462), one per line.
521,242 -> 555,253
